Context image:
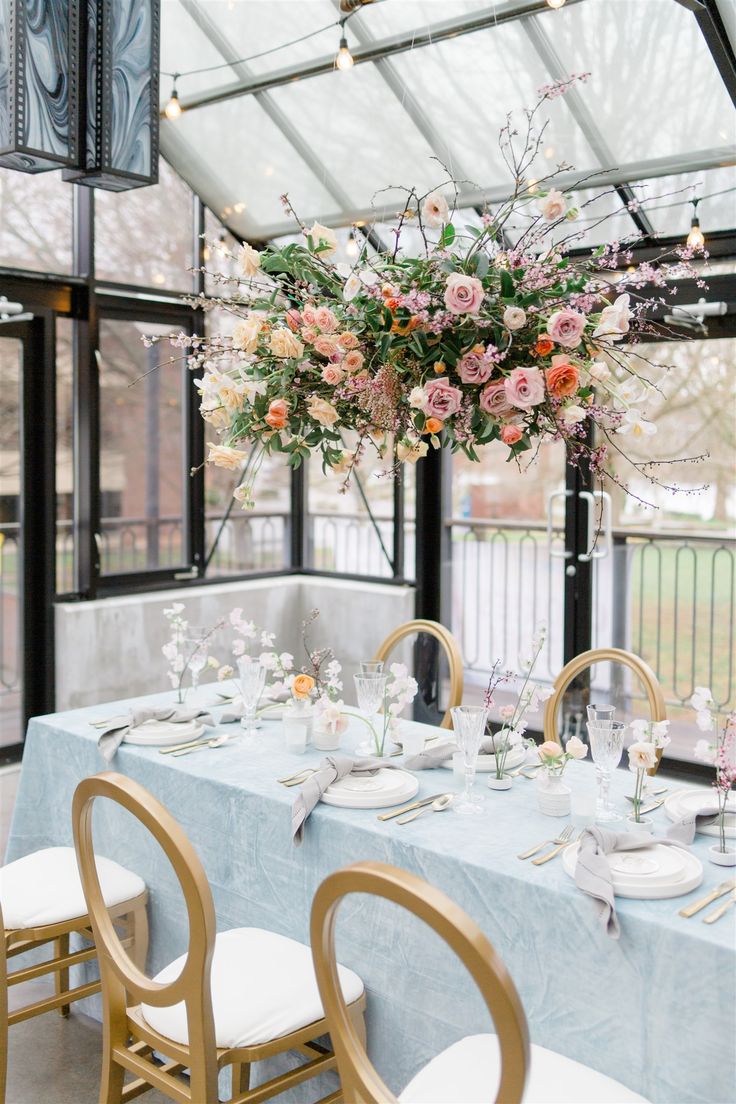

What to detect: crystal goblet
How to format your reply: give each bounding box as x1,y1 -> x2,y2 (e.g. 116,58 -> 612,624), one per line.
588,720 -> 626,822
238,656 -> 267,743
451,705 -> 488,815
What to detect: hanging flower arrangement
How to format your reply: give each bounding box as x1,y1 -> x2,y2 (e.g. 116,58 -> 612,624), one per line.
147,77 -> 705,510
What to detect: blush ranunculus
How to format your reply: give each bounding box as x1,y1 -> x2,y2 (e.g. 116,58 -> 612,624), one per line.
479,381 -> 516,419
504,367 -> 545,410
501,424 -> 523,446
423,378 -> 463,420
537,189 -> 568,221
444,272 -> 485,315
265,398 -> 289,429
546,309 -> 587,349
457,352 -> 493,385
545,355 -> 580,398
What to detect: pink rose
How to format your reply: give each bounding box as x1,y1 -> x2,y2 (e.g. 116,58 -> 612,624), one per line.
479,381 -> 516,419
457,352 -> 493,385
313,334 -> 339,357
423,378 -> 463,421
302,306 -> 317,325
546,309 -> 587,349
504,367 -> 545,410
322,364 -> 345,385
444,272 -> 485,315
501,424 -> 523,445
315,306 -> 338,333
300,326 -> 317,343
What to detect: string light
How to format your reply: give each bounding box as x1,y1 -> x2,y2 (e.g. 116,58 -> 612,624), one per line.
335,25 -> 354,71
687,198 -> 705,249
545,0 -> 567,8
164,76 -> 182,120
346,231 -> 359,258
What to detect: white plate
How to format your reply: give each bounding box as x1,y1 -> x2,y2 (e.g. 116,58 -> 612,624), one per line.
664,788 -> 736,839
439,744 -> 528,773
321,769 -> 419,809
562,840 -> 703,899
125,720 -> 205,747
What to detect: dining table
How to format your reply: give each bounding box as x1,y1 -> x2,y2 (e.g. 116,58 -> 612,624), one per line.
5,686 -> 735,1104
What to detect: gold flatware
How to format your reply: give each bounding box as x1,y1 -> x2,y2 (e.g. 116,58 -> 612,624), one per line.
638,799 -> 665,816
396,794 -> 454,825
159,737 -> 212,755
626,787 -> 668,803
172,736 -> 231,757
518,825 -> 574,861
508,763 -> 541,779
532,829 -> 579,866
278,767 -> 317,784
702,889 -> 736,925
377,794 -> 446,822
679,879 -> 736,918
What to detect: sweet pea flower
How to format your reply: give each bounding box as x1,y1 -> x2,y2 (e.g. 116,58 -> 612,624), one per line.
627,741 -> 659,772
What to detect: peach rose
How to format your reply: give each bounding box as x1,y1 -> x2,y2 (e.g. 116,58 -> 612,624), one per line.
292,673 -> 315,700
315,306 -> 338,333
265,398 -> 289,429
424,417 -> 443,434
338,332 -> 359,350
207,444 -> 248,470
322,364 -> 345,385
269,328 -> 304,359
313,334 -> 339,358
300,326 -> 318,343
342,350 -> 364,373
302,306 -> 317,325
545,355 -> 580,398
539,740 -> 564,759
501,424 -> 523,446
444,272 -> 484,315
231,314 -> 263,354
307,396 -> 339,427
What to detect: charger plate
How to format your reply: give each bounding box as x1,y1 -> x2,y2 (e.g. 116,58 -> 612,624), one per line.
562,840 -> 703,899
125,720 -> 205,747
664,788 -> 736,839
321,769 -> 419,809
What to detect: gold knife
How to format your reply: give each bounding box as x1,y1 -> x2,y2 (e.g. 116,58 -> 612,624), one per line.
679,879 -> 736,918
532,834 -> 579,866
159,738 -> 210,755
638,799 -> 665,816
702,889 -> 736,925
378,794 -> 445,822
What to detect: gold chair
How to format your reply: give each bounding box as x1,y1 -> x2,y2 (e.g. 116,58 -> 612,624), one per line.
311,862 -> 649,1104
373,619 -> 463,729
544,648 -> 667,747
73,772 -> 366,1104
0,847 -> 148,1104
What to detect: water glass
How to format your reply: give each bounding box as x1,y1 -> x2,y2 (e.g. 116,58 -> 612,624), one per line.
359,661 -> 384,675
586,703 -> 615,727
450,705 -> 488,815
238,656 -> 267,741
588,720 -> 626,822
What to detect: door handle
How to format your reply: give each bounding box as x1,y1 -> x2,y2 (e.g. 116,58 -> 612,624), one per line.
547,489 -> 572,559
578,490 -> 613,562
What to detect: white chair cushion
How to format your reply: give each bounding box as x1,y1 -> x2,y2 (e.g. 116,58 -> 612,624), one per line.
0,847 -> 145,930
399,1034 -> 649,1104
141,927 -> 364,1049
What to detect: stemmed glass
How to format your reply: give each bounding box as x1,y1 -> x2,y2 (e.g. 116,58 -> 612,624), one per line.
587,703 -> 615,727
587,720 -> 626,822
238,656 -> 267,742
353,673 -> 387,756
359,661 -> 384,675
183,631 -> 209,696
451,705 -> 488,815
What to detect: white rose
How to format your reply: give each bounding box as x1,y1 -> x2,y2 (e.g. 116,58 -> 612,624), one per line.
503,307 -> 527,331
562,404 -> 587,425
409,386 -> 428,410
238,243 -> 261,278
231,314 -> 263,354
307,221 -> 338,258
565,736 -> 588,760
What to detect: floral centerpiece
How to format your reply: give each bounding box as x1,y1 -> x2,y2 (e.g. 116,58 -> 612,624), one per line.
227,607 -> 294,701
538,736 -> 589,775
483,626 -> 554,783
627,740 -> 660,824
692,688 -> 736,861
145,78 -> 704,512
162,604 -> 223,703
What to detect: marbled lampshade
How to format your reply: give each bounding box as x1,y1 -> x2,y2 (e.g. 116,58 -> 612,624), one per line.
0,0 -> 81,172
63,0 -> 160,191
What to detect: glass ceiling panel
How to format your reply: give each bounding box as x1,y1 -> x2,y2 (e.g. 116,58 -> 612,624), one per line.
172,95 -> 341,233
388,21 -> 601,190
270,63 -> 442,208
503,187 -> 637,250
633,166 -> 736,238
538,0 -> 735,166
159,1 -> 237,102
354,0 -> 498,39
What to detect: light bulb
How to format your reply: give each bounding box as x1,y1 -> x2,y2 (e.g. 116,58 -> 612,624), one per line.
346,233 -> 359,258
335,36 -> 354,71
164,86 -> 182,119
687,218 -> 705,249
545,0 -> 567,8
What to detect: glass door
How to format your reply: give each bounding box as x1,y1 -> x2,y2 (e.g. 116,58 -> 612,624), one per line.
0,315 -> 55,759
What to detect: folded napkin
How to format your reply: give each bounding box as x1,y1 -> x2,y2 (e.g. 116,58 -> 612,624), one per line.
403,736 -> 515,771
574,827 -> 682,940
291,754 -> 401,845
97,707 -> 214,763
666,806 -> 720,844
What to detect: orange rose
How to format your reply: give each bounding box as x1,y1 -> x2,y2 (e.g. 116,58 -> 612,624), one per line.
292,673 -> 315,700
423,417 -> 443,434
536,335 -> 554,357
265,398 -> 289,429
545,355 -> 580,398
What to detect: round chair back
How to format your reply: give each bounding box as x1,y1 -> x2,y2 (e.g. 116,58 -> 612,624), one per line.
310,861 -> 529,1104
373,619 -> 464,729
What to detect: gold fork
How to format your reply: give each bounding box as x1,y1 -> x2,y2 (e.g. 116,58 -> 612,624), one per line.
518,824 -> 574,860
532,828 -> 580,866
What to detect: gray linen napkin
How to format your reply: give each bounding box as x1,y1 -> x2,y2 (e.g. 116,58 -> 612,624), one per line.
97,707 -> 214,763
291,754 -> 402,845
574,826 -> 684,939
403,736 -> 511,771
666,807 -> 720,844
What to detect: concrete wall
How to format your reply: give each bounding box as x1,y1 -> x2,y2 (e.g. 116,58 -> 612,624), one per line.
55,576 -> 415,710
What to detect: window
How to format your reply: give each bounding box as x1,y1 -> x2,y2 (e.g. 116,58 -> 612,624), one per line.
0,168 -> 73,274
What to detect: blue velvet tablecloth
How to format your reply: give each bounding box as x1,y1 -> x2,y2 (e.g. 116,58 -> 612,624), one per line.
6,688 -> 736,1104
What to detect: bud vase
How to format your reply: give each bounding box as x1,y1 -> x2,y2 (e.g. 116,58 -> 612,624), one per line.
536,769 -> 571,817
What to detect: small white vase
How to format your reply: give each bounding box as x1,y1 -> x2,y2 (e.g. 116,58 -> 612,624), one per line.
627,815 -> 654,834
708,844 -> 736,867
536,770 -> 571,817
488,776 -> 512,791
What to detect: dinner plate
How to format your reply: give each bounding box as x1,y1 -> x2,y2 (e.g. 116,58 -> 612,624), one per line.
439,743 -> 528,773
562,840 -> 703,899
125,720 -> 205,747
664,788 -> 736,839
321,769 -> 419,809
